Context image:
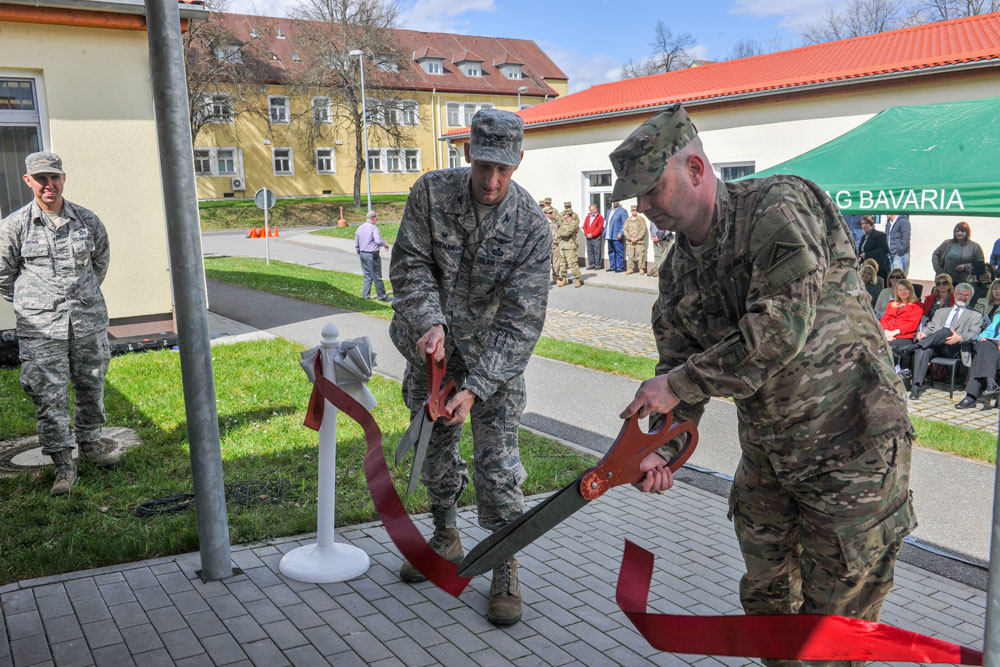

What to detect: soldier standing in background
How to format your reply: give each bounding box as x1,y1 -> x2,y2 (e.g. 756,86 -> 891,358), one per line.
649,223 -> 674,277
542,197 -> 563,283
615,105 -> 915,665
389,109 -> 549,626
622,205 -> 648,275
562,201 -> 580,227
556,210 -> 583,288
0,152 -> 120,497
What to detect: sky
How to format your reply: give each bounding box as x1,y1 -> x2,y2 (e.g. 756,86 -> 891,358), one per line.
224,0 -> 845,93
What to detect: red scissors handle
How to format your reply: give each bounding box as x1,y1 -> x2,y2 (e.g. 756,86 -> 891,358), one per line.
580,412 -> 698,501
425,356 -> 457,421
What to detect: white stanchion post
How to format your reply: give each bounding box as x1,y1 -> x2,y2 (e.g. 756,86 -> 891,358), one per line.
279,323 -> 371,582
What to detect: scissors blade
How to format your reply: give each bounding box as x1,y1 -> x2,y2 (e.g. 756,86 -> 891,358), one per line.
405,413 -> 435,496
395,408 -> 427,465
457,478 -> 588,577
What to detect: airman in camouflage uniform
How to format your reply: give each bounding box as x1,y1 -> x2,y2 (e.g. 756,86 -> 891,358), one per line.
615,105 -> 915,667
389,109 -> 549,626
555,211 -> 582,287
542,198 -> 564,281
0,152 -> 120,497
622,206 -> 648,275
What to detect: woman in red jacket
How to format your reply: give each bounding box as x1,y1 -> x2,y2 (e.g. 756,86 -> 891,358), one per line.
881,278 -> 923,373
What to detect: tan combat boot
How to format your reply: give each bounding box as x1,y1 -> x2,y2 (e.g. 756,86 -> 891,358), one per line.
50,449 -> 77,496
487,557 -> 522,626
625,267 -> 633,275
574,277 -> 582,288
639,268 -> 646,275
556,278 -> 567,287
400,505 -> 463,582
79,437 -> 121,467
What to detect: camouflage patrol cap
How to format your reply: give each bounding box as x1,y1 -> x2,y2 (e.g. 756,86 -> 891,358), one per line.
538,199 -> 546,206
469,109 -> 523,167
25,151 -> 65,175
544,197 -> 552,204
609,103 -> 697,201
563,201 -> 572,209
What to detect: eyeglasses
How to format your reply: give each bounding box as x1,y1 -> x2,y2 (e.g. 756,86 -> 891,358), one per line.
936,281 -> 950,286
889,276 -> 902,281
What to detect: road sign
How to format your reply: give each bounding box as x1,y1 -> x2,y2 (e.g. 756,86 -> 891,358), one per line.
254,187 -> 276,210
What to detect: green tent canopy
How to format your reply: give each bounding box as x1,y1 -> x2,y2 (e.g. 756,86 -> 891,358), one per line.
746,96 -> 1000,217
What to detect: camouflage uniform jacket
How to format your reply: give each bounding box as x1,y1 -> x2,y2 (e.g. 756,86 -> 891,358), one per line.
390,168 -> 551,400
556,216 -> 579,250
562,209 -> 580,226
0,199 -> 110,339
623,216 -> 647,244
655,176 -> 912,482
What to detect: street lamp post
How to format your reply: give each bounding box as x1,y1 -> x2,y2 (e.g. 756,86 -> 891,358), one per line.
349,49 -> 373,212
517,85 -> 529,108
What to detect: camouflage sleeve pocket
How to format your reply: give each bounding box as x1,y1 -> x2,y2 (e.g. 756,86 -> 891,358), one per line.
836,493 -> 915,570
751,201 -> 819,292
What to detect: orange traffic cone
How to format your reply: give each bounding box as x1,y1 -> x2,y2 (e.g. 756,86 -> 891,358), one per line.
268,226 -> 279,237
247,227 -> 258,238
337,206 -> 347,227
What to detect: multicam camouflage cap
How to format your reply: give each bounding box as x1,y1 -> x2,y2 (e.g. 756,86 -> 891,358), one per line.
25,151 -> 65,176
469,108 -> 523,167
563,201 -> 573,209
544,197 -> 552,204
609,103 -> 697,201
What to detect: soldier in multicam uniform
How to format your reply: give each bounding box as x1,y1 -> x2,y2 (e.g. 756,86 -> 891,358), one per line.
555,211 -> 583,287
622,205 -> 648,275
542,198 -> 564,282
562,200 -> 580,226
615,105 -> 915,667
0,152 -> 120,497
389,109 -> 549,626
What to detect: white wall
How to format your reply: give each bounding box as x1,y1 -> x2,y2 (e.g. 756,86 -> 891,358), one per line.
515,75 -> 1000,279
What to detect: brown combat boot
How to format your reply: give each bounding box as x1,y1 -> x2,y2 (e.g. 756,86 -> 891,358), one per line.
400,505 -> 462,582
79,436 -> 121,467
574,277 -> 582,288
556,278 -> 567,287
49,449 -> 77,497
625,267 -> 633,275
487,557 -> 522,626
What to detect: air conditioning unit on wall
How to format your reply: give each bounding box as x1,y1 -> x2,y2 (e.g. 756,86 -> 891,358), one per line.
230,176 -> 246,191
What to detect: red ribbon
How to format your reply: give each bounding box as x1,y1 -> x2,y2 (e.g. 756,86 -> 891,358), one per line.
304,357 -> 471,597
617,539 -> 983,664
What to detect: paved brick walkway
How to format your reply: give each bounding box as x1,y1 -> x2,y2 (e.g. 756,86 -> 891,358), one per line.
543,308 -> 1000,435
1,482 -> 984,667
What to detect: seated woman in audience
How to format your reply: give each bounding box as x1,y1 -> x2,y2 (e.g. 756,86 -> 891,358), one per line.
975,279 -> 1000,322
859,264 -> 881,306
922,273 -> 954,320
880,278 -> 923,373
875,268 -> 906,319
955,310 -> 1000,409
971,265 -> 996,308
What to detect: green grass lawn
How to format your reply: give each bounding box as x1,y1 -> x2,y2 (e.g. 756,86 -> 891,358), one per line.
0,338 -> 594,585
202,257 -> 1000,465
198,195 -> 407,230
313,222 -> 401,245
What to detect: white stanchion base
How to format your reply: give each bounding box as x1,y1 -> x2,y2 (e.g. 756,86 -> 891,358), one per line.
278,542 -> 370,583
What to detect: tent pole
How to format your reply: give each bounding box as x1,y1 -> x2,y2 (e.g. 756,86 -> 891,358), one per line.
144,0 -> 232,580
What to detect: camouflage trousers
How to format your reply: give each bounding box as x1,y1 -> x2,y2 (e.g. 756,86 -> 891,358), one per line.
557,245 -> 580,279
18,330 -> 110,455
625,243 -> 646,271
402,358 -> 527,531
551,244 -> 566,279
729,435 -> 915,667
651,239 -> 673,270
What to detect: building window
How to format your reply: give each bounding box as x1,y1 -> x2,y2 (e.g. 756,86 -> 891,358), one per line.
0,75 -> 44,215
385,149 -> 401,172
214,44 -> 242,63
201,93 -> 234,124
404,149 -> 420,172
316,148 -> 335,174
292,53 -> 302,62
192,147 -> 239,177
448,146 -> 461,168
500,65 -> 522,79
588,172 -> 612,188
400,100 -> 418,126
585,170 -> 613,217
461,62 -> 482,77
273,147 -> 292,175
719,162 -> 756,181
367,149 -> 381,172
446,101 -> 493,127
446,102 -> 460,127
420,59 -> 443,75
312,96 -> 331,124
269,95 -> 289,124
276,27 -> 285,39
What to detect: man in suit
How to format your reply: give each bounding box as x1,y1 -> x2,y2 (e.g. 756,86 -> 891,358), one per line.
603,200 -> 628,272
908,283 -> 983,400
886,213 -> 911,273
858,215 -> 890,284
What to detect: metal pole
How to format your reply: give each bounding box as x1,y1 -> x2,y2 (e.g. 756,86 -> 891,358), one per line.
144,0 -> 232,580
263,201 -> 270,265
983,411 -> 1000,665
358,53 -> 372,212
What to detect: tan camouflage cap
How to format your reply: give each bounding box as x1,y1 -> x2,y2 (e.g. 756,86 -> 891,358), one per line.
609,103 -> 697,201
537,199 -> 546,206
469,108 -> 523,167
563,201 -> 572,209
544,197 -> 552,204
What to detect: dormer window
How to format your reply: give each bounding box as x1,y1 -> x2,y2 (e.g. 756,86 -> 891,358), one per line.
421,59 -> 443,75
414,47 -> 446,75
292,53 -> 301,62
276,27 -> 285,39
214,44 -> 242,63
268,52 -> 279,61
461,62 -> 482,77
376,57 -> 399,73
500,64 -> 522,80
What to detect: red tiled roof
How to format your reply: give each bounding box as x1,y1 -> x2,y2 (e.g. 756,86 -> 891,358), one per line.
413,45 -> 446,60
213,12 -> 567,97
444,11 -> 1000,136
493,53 -> 523,66
453,49 -> 484,63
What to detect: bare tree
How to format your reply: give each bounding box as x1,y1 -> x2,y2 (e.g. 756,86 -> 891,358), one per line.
184,1 -> 273,142
289,0 -> 416,207
725,35 -> 783,61
800,0 -> 921,44
620,21 -> 696,79
914,0 -> 1000,20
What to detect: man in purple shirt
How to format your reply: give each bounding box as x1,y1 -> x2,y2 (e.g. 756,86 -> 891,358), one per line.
355,210 -> 390,301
